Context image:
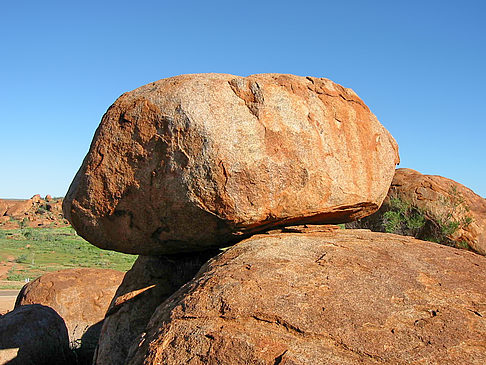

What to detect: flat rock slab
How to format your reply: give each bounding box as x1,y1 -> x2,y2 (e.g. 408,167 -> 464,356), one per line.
64,73 -> 399,255
127,227 -> 486,365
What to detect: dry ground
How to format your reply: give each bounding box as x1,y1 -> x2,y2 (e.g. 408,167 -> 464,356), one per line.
0,290 -> 19,314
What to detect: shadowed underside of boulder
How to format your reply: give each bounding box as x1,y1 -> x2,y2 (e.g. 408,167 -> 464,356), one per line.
94,250 -> 218,365
126,227 -> 486,365
63,73 -> 399,255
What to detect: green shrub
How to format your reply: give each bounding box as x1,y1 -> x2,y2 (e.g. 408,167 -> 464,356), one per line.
441,220 -> 460,237
36,204 -> 48,215
380,187 -> 474,250
22,228 -> 34,239
7,271 -> 24,281
456,241 -> 471,250
15,254 -> 29,263
19,217 -> 29,229
382,196 -> 426,236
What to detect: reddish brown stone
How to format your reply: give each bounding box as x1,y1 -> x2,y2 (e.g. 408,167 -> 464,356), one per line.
0,199 -> 8,217
350,168 -> 486,255
127,227 -> 486,365
94,250 -> 217,365
0,196 -> 68,229
5,199 -> 33,217
31,194 -> 42,203
63,73 -> 399,255
15,268 -> 124,353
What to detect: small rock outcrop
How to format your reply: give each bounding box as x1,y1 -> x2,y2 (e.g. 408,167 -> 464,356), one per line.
15,268 -> 124,357
0,195 -> 67,229
63,73 -> 399,255
348,168 -> 486,255
0,304 -> 72,365
126,227 -> 486,365
94,250 -> 218,365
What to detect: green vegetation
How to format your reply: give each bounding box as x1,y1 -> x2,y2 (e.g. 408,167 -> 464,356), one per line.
0,227 -> 137,289
382,196 -> 426,235
380,187 -> 474,250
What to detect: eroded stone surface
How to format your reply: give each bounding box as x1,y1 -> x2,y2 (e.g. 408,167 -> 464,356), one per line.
63,73 -> 399,255
349,168 -> 486,255
127,227 -> 486,365
15,268 -> 124,354
94,251 -> 217,365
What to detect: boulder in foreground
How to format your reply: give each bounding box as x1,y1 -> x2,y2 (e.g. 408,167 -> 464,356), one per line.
127,227 -> 486,365
0,304 -> 72,365
64,73 -> 399,255
15,268 -> 124,358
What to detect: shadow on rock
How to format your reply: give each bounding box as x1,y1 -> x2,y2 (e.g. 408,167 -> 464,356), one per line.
0,304 -> 73,365
94,249 -> 220,365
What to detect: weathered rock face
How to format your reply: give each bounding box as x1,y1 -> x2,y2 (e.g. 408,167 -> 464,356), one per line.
4,198 -> 33,217
15,268 -> 124,355
0,304 -> 72,365
94,250 -> 218,365
348,168 -> 486,255
0,199 -> 10,216
63,73 -> 399,255
127,227 -> 486,365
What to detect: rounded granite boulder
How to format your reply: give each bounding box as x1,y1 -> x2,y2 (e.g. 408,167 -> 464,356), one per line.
64,73 -> 399,254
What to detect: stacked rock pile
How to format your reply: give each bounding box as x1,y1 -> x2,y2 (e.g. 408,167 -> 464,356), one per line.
0,194 -> 67,228
4,74 -> 486,364
63,73 -> 397,363
70,74 -> 486,365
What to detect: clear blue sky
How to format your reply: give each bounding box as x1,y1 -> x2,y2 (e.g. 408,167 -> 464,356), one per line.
1,0 -> 485,199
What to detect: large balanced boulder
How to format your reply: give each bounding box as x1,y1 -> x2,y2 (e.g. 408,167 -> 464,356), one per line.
15,268 -> 124,355
127,227 -> 486,365
0,304 -> 72,364
94,250 -> 218,365
348,168 -> 486,255
63,73 -> 399,255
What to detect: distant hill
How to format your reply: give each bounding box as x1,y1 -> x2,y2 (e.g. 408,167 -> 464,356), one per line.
0,195 -> 68,229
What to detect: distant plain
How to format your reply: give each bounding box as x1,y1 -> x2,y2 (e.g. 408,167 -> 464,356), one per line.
0,227 -> 137,290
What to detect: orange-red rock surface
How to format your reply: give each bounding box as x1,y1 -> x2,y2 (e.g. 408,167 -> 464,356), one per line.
63,73 -> 399,255
126,227 -> 486,365
0,195 -> 68,229
94,251 -> 218,365
350,168 -> 486,255
15,268 -> 124,356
